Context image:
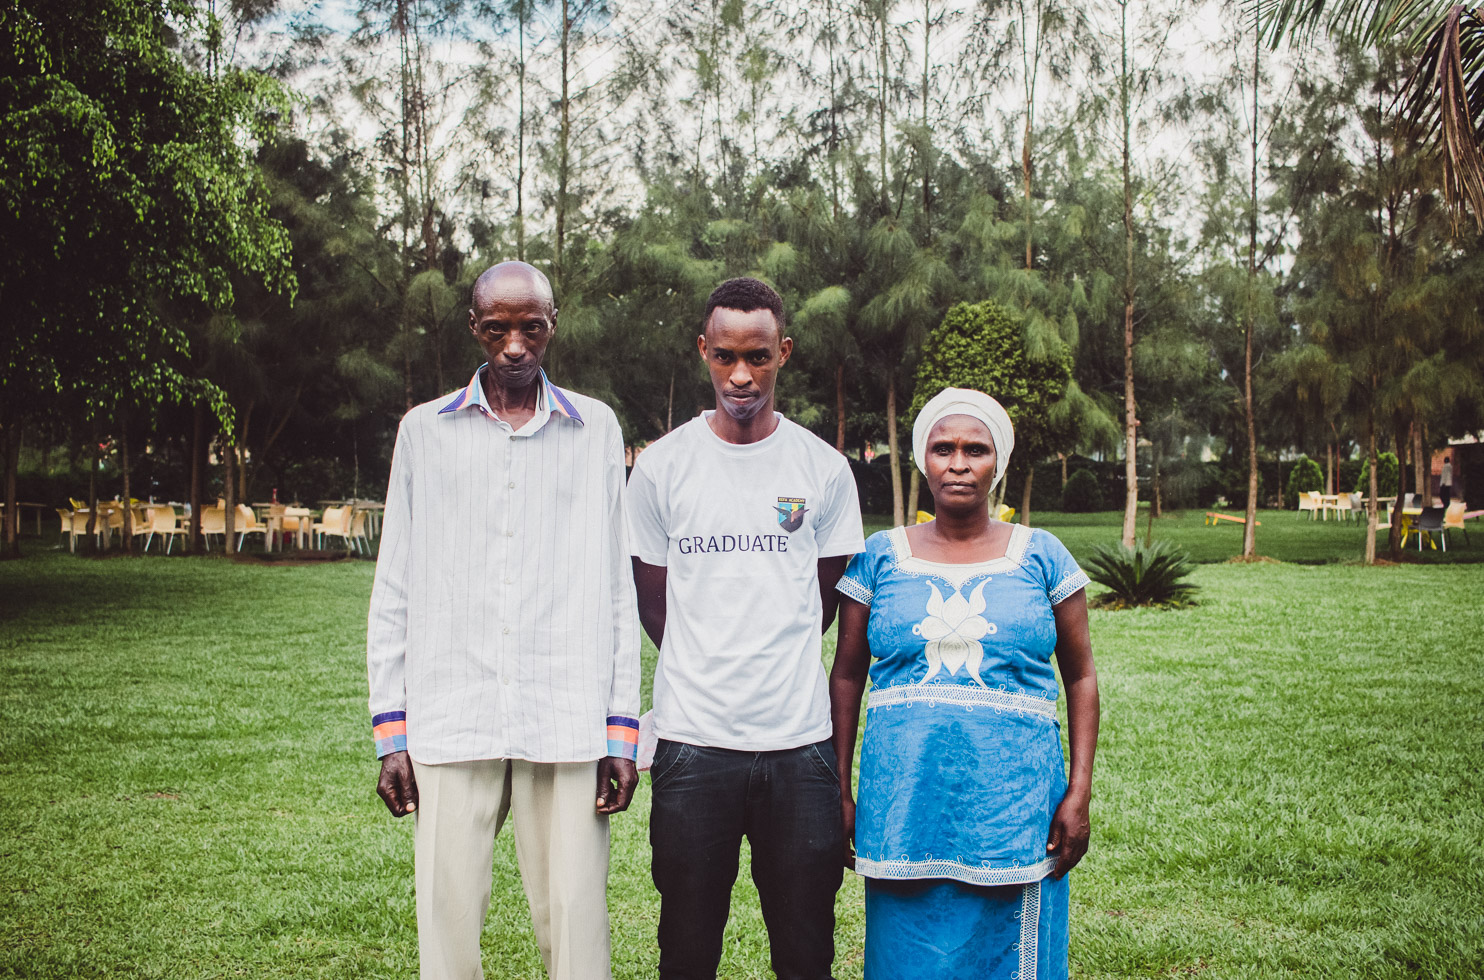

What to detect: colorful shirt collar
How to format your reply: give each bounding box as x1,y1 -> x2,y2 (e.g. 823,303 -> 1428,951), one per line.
437,365 -> 584,426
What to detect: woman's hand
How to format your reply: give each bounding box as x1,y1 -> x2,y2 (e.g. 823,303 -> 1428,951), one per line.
1046,789 -> 1090,878
841,794 -> 857,870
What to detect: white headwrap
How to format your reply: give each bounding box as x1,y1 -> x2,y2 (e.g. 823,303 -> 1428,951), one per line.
912,387 -> 1015,489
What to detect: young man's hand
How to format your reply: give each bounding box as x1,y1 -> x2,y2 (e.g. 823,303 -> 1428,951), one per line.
596,757 -> 638,814
377,750 -> 419,817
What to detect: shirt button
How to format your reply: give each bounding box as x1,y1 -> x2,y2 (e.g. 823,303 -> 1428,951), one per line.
506,530 -> 514,537
504,577 -> 513,585
502,676 -> 511,686
502,626 -> 511,635
508,481 -> 516,489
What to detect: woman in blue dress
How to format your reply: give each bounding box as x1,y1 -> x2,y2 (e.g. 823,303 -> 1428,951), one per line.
829,388 -> 1100,979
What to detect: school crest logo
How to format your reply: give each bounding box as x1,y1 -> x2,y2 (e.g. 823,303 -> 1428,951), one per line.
775,497 -> 808,533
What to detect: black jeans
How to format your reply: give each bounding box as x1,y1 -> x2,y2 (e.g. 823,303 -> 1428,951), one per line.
649,738 -> 844,980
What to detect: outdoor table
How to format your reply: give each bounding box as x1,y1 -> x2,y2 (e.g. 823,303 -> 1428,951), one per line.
0,501 -> 47,535
284,507 -> 313,549
352,500 -> 385,537
1317,494 -> 1342,520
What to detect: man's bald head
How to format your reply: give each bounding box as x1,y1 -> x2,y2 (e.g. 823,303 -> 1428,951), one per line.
472,261 -> 555,315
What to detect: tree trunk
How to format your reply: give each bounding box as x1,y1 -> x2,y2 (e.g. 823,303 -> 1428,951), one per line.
835,363 -> 846,452
120,420 -> 133,554
887,373 -> 903,528
2,421 -> 19,558
1145,472 -> 1156,547
1121,296 -> 1137,548
515,0 -> 527,260
1119,0 -> 1138,551
1364,415 -> 1378,565
223,433 -> 237,555
1152,453 -> 1162,518
1059,452 -> 1068,488
907,468 -> 921,522
1388,414 -> 1407,559
1020,466 -> 1034,527
1327,441 -> 1335,495
87,420 -> 99,547
190,406 -> 204,553
556,0 -> 571,285
1241,18 -> 1261,559
238,402 -> 253,504
1414,421 -> 1429,506
877,0 -> 889,206
666,370 -> 675,433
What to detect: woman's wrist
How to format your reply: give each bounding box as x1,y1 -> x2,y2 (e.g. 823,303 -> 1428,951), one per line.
1063,779 -> 1092,804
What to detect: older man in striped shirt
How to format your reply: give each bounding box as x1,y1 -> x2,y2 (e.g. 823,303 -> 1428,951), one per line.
367,261 -> 641,980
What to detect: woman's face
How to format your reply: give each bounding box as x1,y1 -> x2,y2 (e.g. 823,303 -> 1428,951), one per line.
925,414 -> 998,511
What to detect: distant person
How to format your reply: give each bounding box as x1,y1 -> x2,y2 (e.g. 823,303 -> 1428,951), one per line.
829,387 -> 1101,980
367,261 -> 640,980
626,276 -> 865,980
1441,455 -> 1454,507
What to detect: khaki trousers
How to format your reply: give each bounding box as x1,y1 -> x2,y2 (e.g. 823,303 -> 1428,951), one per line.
412,758 -> 612,980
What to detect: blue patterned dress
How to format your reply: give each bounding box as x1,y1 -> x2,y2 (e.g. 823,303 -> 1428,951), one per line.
836,523 -> 1090,980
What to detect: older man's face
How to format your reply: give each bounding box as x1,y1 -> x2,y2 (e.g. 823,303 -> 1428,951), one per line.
469,278 -> 555,391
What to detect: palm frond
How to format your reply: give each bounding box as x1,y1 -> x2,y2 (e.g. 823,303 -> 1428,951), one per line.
1400,5 -> 1484,231
1249,0 -> 1484,232
1249,0 -> 1438,49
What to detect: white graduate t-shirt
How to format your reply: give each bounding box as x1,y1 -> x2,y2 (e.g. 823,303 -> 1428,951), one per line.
626,412 -> 865,751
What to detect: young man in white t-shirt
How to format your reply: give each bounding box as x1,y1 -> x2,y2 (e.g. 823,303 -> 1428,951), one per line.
627,277 -> 865,980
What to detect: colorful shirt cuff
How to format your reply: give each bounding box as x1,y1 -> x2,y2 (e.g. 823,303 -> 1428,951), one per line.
372,710 -> 407,758
606,715 -> 639,760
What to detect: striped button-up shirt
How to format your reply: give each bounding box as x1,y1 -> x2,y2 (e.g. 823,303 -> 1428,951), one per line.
367,366 -> 641,764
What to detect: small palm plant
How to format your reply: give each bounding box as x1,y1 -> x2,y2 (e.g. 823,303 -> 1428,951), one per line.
1083,541 -> 1199,609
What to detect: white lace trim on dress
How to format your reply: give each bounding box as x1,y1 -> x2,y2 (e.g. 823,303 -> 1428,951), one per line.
854,855 -> 1057,888
867,683 -> 1058,721
1016,879 -> 1041,979
836,575 -> 873,605
1048,570 -> 1090,606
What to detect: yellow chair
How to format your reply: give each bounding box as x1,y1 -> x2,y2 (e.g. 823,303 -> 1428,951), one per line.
143,505 -> 186,554
234,504 -> 269,551
347,508 -> 372,554
312,506 -> 351,549
915,510 -> 934,524
1444,501 -> 1470,546
1297,490 -> 1321,520
55,508 -> 84,551
199,506 -> 226,550
996,504 -> 1016,523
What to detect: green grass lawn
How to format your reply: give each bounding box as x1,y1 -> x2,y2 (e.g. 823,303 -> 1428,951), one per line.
865,507 -> 1482,566
2,543 -> 1481,978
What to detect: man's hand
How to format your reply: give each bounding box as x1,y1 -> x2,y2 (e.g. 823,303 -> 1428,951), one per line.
595,757 -> 638,814
1046,788 -> 1090,878
377,750 -> 419,818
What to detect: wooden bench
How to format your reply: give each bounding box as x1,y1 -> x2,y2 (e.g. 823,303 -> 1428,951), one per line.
1205,511 -> 1261,527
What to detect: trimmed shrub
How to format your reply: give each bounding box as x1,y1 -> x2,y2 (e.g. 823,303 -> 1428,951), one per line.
1084,541 -> 1199,609
1061,468 -> 1106,512
1355,452 -> 1400,497
1284,456 -> 1325,509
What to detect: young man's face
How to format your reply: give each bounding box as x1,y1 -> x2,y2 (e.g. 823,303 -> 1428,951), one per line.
697,307 -> 793,422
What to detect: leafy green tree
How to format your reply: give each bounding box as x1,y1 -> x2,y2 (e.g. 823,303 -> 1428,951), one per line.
1285,455 -> 1325,508
0,0 -> 293,554
1356,450 -> 1399,497
911,300 -> 1071,524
